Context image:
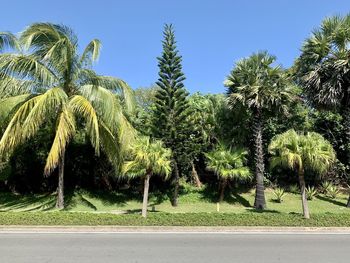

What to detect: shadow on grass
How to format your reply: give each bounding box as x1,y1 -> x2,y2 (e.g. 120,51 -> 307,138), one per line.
226,192 -> 251,207
0,192 -> 56,211
246,208 -> 281,214
82,189 -> 142,208
270,199 -> 283,204
316,195 -> 347,207
199,185 -> 221,203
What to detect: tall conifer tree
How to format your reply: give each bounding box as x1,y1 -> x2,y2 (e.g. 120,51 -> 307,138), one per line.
152,24 -> 189,206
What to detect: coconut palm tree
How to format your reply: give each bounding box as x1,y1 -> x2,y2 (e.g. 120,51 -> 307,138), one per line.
225,51 -> 293,209
205,146 -> 251,203
0,23 -> 135,209
269,129 -> 336,219
0,32 -> 22,99
296,14 -> 350,207
122,136 -> 171,217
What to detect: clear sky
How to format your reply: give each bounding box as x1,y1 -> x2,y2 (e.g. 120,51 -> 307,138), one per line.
1,0 -> 349,93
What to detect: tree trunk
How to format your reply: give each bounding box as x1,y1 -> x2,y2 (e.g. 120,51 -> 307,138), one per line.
342,106 -> 350,208
219,178 -> 227,203
171,161 -> 179,207
298,168 -> 310,219
191,161 -> 202,188
253,109 -> 266,210
56,153 -> 65,209
142,172 -> 152,218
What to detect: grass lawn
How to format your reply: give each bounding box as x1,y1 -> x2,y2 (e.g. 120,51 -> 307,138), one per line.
0,187 -> 349,226
0,188 -> 348,214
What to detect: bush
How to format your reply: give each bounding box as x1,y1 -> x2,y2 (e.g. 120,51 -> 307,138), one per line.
273,188 -> 286,203
306,186 -> 318,200
321,181 -> 332,194
289,184 -> 299,194
326,184 -> 340,199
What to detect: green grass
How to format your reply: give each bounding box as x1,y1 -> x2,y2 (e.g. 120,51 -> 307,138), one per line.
0,187 -> 349,226
0,188 -> 348,214
0,212 -> 350,226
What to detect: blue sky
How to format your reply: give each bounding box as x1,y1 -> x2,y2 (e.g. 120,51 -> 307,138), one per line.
1,0 -> 349,93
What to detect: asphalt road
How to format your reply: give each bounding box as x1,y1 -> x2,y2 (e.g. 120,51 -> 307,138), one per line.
0,233 -> 349,263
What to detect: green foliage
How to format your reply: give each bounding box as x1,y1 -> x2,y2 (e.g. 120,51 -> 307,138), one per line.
269,129 -> 336,175
0,23 -> 135,175
321,181 -> 333,194
296,14 -> 350,175
225,51 -> 294,114
272,187 -> 286,203
205,146 -> 251,181
0,212 -> 350,226
306,186 -> 318,200
122,136 -> 172,179
150,24 -> 192,180
325,184 -> 340,199
151,24 -> 189,151
289,184 -> 300,194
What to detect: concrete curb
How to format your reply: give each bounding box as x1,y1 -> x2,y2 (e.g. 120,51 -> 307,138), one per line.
0,226 -> 350,233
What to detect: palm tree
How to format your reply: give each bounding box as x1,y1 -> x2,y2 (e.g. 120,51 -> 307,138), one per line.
225,51 -> 293,209
269,129 -> 335,219
0,23 -> 135,209
0,32 -> 21,99
205,146 -> 251,203
296,14 -> 350,207
122,136 -> 171,217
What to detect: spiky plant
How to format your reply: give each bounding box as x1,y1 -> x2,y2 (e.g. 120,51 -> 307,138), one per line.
306,186 -> 318,200
269,129 -> 336,218
225,51 -> 293,210
325,183 -> 340,199
122,136 -> 171,217
273,187 -> 286,203
205,146 -> 251,203
0,23 -> 135,209
296,14 -> 350,207
321,181 -> 333,194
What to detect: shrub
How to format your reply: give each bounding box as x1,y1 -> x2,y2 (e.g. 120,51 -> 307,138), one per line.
321,181 -> 332,194
326,184 -> 340,199
289,184 -> 299,194
273,188 -> 286,203
306,186 -> 318,200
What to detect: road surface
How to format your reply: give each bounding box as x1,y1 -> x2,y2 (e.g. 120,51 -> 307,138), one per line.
0,232 -> 349,262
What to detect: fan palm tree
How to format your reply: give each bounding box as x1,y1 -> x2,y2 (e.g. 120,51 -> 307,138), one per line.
296,14 -> 350,207
269,129 -> 335,219
205,146 -> 251,203
122,136 -> 171,217
0,23 -> 135,209
225,51 -> 293,209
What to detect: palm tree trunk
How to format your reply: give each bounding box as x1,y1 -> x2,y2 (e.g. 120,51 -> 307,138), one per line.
171,161 -> 179,207
219,178 -> 227,203
191,161 -> 202,188
298,168 -> 310,219
342,106 -> 350,208
142,171 -> 152,218
56,153 -> 65,209
253,109 -> 266,210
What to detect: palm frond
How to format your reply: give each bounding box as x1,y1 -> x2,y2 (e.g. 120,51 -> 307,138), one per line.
69,95 -> 100,154
44,107 -> 76,175
80,39 -> 101,66
0,32 -> 19,51
0,95 -> 41,158
0,54 -> 58,87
